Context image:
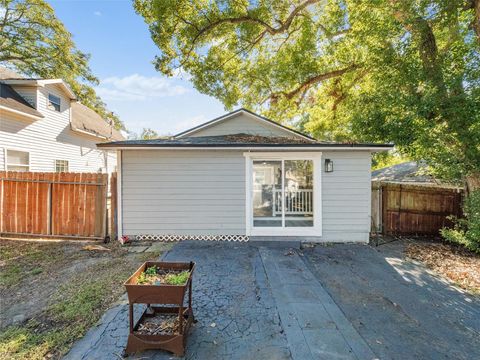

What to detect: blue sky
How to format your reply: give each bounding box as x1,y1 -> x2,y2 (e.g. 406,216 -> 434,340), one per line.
50,0 -> 226,136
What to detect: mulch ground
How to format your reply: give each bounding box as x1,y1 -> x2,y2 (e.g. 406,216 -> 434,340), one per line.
405,240 -> 480,294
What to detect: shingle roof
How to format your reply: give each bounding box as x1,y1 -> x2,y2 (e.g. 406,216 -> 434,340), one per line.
98,133 -> 392,148
0,83 -> 43,118
0,67 -> 24,80
71,102 -> 124,141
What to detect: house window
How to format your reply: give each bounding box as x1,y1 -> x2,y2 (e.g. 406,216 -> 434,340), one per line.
48,93 -> 61,112
6,149 -> 29,171
55,160 -> 69,172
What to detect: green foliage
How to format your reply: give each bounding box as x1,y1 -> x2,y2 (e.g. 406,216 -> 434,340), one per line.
134,0 -> 480,181
372,152 -> 410,171
165,270 -> 190,285
441,190 -> 480,254
0,0 -> 124,130
140,128 -> 159,140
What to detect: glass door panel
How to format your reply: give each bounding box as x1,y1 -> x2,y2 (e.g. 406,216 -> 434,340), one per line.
284,160 -> 314,227
253,160 -> 282,227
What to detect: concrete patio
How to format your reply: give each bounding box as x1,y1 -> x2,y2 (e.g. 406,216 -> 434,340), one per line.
64,240 -> 480,360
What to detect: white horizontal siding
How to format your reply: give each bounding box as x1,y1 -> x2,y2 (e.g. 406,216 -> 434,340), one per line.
188,112 -> 303,138
121,150 -> 246,236
120,149 -> 372,242
0,84 -> 115,173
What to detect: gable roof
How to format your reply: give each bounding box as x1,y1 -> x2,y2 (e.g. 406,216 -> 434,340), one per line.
0,83 -> 43,119
174,108 -> 316,141
71,102 -> 124,141
0,67 -> 76,100
98,133 -> 393,151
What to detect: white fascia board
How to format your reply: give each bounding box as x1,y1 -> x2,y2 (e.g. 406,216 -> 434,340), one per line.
97,146 -> 393,151
2,79 -> 76,100
0,105 -> 42,120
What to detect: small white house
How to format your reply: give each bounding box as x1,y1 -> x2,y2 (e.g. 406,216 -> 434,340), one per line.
99,109 -> 392,243
0,68 -> 123,173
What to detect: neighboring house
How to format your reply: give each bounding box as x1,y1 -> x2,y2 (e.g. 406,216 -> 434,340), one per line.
0,67 -> 123,173
99,109 -> 393,243
372,161 -> 436,183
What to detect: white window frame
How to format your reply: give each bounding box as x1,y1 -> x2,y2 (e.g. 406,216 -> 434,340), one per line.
5,148 -> 30,171
55,159 -> 69,172
244,152 -> 322,237
48,93 -> 61,112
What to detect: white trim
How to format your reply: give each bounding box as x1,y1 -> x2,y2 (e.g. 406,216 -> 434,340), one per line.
175,109 -> 314,141
99,146 -> 392,152
0,105 -> 42,120
1,79 -> 76,99
117,150 -> 123,242
4,147 -> 31,171
244,152 -> 322,237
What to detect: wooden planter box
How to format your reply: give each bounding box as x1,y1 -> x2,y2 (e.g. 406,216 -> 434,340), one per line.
124,261 -> 195,356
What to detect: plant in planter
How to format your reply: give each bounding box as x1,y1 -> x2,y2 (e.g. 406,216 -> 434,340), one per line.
124,261 -> 195,356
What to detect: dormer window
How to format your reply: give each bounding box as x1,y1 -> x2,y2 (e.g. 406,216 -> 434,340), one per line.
48,93 -> 61,112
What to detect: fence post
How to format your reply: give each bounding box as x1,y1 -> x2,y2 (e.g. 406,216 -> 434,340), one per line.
110,172 -> 117,241
0,174 -> 4,234
47,182 -> 52,235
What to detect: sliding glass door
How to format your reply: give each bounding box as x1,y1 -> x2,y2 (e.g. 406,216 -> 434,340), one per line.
249,154 -> 320,235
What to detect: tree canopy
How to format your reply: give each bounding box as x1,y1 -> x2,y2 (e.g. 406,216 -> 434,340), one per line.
0,0 -> 124,129
135,0 -> 480,181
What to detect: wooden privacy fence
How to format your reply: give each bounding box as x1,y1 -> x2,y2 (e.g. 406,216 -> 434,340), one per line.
372,181 -> 463,236
0,171 -> 108,239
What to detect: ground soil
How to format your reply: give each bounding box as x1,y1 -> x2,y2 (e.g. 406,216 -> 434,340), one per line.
0,238 -> 162,359
404,239 -> 480,294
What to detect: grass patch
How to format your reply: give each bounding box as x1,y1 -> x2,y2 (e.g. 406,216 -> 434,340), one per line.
0,239 -> 161,360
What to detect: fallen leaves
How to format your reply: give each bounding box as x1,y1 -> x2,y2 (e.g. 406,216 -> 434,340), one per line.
405,241 -> 480,294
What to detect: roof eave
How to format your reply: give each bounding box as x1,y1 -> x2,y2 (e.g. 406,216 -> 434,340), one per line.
96,144 -> 393,151
0,104 -> 44,120
1,79 -> 76,100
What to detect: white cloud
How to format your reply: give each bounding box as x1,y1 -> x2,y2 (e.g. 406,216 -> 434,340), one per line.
96,74 -> 189,101
94,11 -> 102,16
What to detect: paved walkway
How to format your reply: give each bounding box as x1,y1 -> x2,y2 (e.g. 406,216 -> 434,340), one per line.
260,248 -> 375,360
65,240 -> 480,360
64,241 -> 373,360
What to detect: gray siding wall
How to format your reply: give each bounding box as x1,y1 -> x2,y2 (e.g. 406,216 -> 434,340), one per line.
121,150 -> 246,235
121,150 -> 372,242
186,113 -> 303,139
321,151 -> 371,242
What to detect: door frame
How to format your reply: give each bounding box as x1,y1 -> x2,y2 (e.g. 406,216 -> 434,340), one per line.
244,152 -> 322,237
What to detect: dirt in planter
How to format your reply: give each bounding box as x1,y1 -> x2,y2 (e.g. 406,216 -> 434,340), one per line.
136,313 -> 180,335
136,267 -> 190,285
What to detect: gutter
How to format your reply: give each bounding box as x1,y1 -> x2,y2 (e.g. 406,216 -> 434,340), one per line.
96,145 -> 393,151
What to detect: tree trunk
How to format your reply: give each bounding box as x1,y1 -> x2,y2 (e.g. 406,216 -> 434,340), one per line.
466,173 -> 480,195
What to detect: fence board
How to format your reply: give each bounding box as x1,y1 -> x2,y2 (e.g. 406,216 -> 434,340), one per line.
0,171 -> 108,239
374,182 -> 463,236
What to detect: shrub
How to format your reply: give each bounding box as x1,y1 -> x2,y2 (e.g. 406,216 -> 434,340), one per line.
441,189 -> 480,254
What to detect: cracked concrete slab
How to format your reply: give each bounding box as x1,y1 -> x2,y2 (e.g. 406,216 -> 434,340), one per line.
64,240 -> 480,360
259,248 -> 376,360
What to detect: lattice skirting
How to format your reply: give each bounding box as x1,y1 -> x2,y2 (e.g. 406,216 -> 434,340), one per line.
133,234 -> 249,242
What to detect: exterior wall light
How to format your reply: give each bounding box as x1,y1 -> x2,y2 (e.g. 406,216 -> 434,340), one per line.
325,159 -> 334,172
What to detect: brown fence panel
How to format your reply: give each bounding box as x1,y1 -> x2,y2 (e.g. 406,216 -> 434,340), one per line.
0,171 -> 108,239
110,172 -> 118,241
380,182 -> 463,236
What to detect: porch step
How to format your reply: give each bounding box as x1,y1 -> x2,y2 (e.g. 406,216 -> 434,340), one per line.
249,237 -> 301,249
